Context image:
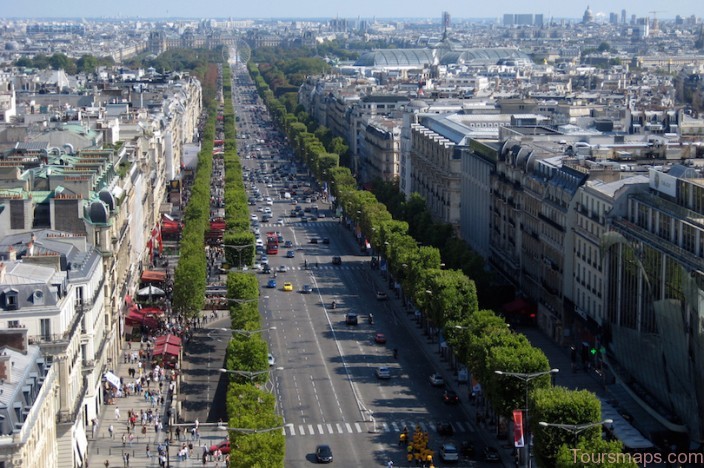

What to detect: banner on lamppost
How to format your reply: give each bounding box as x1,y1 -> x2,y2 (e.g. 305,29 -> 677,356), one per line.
513,409 -> 525,448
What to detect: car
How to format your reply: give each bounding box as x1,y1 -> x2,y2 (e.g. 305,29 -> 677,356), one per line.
277,265 -> 289,273
250,214 -> 258,221
268,353 -> 275,366
277,219 -> 285,226
440,442 -> 459,462
376,291 -> 389,301
262,264 -> 271,274
345,313 -> 358,325
260,255 -> 269,265
309,238 -> 318,244
315,444 -> 333,463
265,198 -> 273,206
436,421 -> 454,436
443,389 -> 460,405
322,238 -> 330,245
302,284 -> 313,294
283,282 -> 293,292
483,446 -> 500,462
375,366 -> 391,379
209,439 -> 231,455
332,256 -> 342,265
284,240 -> 293,248
263,207 -> 272,214
257,207 -> 264,212
255,239 -> 264,247
429,373 -> 445,387
266,279 -> 277,289
286,250 -> 295,258
374,333 -> 387,344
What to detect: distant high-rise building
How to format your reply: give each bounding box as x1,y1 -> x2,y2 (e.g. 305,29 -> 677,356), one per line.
621,9 -> 627,24
675,15 -> 684,25
503,14 -> 515,26
534,14 -> 544,27
609,13 -> 619,25
631,14 -> 637,25
515,14 -> 534,26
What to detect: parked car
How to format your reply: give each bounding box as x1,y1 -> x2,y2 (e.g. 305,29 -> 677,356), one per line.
443,389 -> 460,405
209,439 -> 231,455
429,373 -> 445,387
375,366 -> 391,379
440,442 -> 459,462
315,445 -> 333,463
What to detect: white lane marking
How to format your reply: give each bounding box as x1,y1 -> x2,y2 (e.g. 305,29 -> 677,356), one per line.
286,424 -> 295,436
345,423 -> 353,433
336,423 -> 344,434
308,424 -> 315,435
326,423 -> 333,434
317,424 -> 324,434
354,423 -> 362,433
382,422 -> 390,432
391,422 -> 399,432
298,425 -> 305,435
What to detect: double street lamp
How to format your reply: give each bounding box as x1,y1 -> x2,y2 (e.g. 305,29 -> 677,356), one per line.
538,419 -> 613,447
494,368 -> 560,468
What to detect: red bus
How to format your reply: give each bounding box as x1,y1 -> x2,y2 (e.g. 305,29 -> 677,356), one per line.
266,232 -> 279,255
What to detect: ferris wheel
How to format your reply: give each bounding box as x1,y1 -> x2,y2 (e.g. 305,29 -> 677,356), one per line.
234,38 -> 251,64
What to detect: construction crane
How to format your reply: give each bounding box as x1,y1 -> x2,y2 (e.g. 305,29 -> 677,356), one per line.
648,10 -> 667,29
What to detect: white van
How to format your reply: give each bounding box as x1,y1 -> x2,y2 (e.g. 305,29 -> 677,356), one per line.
283,192 -> 292,200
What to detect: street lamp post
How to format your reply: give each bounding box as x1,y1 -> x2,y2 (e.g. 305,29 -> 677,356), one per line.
538,419 -> 613,447
494,368 -> 560,468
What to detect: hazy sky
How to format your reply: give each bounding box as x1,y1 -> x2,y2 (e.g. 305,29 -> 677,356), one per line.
1,0 -> 702,20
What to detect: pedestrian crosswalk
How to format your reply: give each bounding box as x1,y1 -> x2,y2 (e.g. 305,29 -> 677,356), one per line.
282,420 -> 474,437
270,265 -> 365,272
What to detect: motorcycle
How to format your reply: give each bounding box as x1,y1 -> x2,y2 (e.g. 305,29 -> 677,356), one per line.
368,314 -> 374,325
331,301 -> 336,309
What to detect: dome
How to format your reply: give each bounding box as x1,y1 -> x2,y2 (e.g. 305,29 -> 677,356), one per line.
89,201 -> 109,224
98,189 -> 115,212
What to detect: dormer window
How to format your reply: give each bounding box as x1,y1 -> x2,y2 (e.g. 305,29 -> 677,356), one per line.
3,289 -> 19,310
33,290 -> 44,305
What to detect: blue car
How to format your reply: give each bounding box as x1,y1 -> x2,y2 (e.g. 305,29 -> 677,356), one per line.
267,279 -> 277,288
286,250 -> 295,258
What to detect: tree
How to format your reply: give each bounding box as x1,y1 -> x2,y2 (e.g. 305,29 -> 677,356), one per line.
531,386 -> 603,467
555,438 -> 637,468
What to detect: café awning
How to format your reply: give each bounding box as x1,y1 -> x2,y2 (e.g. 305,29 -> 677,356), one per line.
141,270 -> 166,283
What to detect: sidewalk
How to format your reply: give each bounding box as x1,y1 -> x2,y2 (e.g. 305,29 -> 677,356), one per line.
86,346 -> 173,468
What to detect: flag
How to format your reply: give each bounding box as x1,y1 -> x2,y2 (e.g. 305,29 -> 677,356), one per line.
513,409 -> 525,448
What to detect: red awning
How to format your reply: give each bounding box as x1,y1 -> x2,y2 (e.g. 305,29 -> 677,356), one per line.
154,342 -> 180,357
155,334 -> 182,347
141,270 -> 166,283
502,298 -> 534,314
141,307 -> 165,317
142,316 -> 160,329
125,309 -> 145,325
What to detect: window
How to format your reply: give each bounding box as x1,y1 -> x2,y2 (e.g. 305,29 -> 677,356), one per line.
40,319 -> 51,341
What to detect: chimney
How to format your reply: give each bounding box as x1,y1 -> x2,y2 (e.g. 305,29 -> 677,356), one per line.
7,247 -> 16,261
0,262 -> 5,282
0,352 -> 10,383
0,329 -> 28,354
27,241 -> 34,256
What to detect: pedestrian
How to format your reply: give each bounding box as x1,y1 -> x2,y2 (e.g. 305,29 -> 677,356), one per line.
122,433 -> 127,448
108,424 -> 114,439
104,460 -> 109,468
175,427 -> 181,441
114,407 -> 120,420
122,452 -> 129,467
146,444 -> 151,459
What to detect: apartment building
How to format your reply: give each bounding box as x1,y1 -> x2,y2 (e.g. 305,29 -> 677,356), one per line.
0,329 -> 59,468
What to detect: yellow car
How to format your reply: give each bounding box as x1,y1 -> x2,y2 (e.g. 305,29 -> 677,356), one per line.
283,282 -> 293,292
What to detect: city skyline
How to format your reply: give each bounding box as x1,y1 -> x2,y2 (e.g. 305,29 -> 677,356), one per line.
1,0 -> 702,21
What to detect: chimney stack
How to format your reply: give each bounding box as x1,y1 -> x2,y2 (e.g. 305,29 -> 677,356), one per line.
0,352 -> 10,383
0,262 -> 5,282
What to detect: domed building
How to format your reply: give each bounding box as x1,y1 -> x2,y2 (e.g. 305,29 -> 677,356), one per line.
583,5 -> 595,24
